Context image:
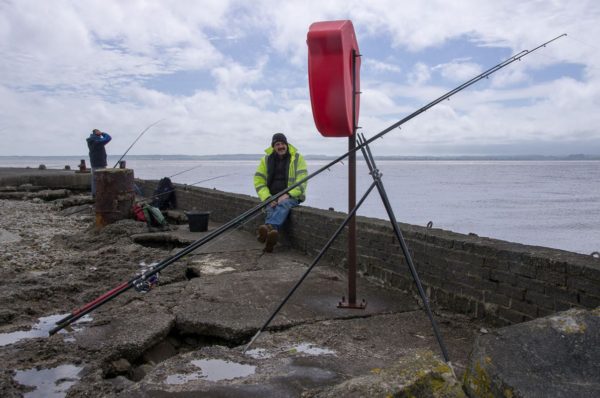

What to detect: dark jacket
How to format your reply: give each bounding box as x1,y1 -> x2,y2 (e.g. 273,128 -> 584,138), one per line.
86,132 -> 112,168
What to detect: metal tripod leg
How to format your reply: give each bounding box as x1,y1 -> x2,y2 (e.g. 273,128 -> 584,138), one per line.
357,133 -> 450,362
243,181 -> 377,353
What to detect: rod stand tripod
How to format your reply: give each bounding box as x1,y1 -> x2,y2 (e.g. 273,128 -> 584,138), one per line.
245,134 -> 450,362
357,133 -> 449,362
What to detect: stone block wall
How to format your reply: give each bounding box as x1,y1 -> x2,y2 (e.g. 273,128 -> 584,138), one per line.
138,180 -> 600,326
0,169 -> 90,191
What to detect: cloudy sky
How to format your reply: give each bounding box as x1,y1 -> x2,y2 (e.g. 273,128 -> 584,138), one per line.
1,0 -> 599,157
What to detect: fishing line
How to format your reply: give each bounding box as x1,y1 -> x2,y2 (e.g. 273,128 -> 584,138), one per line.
113,119 -> 165,168
565,34 -> 600,52
168,164 -> 202,179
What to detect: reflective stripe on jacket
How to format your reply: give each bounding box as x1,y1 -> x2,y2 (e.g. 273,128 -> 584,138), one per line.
254,143 -> 307,202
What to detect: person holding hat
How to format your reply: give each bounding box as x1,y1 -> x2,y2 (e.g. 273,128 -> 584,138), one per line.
253,133 -> 307,252
86,128 -> 112,197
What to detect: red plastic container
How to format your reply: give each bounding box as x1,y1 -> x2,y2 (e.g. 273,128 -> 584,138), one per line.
307,20 -> 361,137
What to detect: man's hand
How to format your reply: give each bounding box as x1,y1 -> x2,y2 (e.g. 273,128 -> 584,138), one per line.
270,194 -> 289,207
277,193 -> 289,204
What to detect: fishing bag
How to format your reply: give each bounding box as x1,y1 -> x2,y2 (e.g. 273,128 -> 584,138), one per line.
132,203 -> 146,222
151,177 -> 177,210
142,204 -> 168,227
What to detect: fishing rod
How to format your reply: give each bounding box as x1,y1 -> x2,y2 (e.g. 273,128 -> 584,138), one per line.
137,173 -> 235,205
112,119 -> 165,168
168,164 -> 202,179
49,34 -> 565,335
68,173 -> 233,217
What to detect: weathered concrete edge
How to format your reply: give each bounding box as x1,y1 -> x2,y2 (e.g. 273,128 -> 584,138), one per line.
0,168 -> 90,190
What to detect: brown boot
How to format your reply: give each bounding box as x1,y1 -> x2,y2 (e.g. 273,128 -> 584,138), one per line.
257,224 -> 269,243
264,229 -> 279,253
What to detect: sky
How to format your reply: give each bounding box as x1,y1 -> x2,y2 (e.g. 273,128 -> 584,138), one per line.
1,0 -> 599,157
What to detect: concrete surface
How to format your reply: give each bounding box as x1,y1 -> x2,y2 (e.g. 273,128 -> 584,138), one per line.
5,168 -> 598,397
464,307 -> 600,397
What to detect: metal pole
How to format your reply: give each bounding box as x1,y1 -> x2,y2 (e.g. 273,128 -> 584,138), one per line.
358,133 -> 450,362
339,49 -> 364,309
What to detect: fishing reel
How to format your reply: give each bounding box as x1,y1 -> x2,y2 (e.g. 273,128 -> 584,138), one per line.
133,272 -> 160,293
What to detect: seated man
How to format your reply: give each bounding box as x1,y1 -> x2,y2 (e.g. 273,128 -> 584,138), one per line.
254,133 -> 307,252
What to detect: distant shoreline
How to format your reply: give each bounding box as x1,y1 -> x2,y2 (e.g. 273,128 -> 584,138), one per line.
1,154 -> 599,161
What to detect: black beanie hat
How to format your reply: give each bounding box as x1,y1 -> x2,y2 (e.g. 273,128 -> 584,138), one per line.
271,133 -> 288,147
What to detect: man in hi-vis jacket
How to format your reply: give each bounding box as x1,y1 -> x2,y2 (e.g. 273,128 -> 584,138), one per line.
254,133 -> 307,253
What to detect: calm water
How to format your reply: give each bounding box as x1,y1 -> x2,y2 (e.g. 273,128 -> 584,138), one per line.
1,156 -> 599,255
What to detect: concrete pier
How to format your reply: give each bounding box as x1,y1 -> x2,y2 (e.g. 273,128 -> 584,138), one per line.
0,168 -> 598,397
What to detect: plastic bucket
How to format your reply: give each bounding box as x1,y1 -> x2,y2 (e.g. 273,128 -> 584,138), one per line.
186,211 -> 210,232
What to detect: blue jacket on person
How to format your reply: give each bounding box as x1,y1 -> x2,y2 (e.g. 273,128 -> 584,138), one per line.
86,131 -> 112,168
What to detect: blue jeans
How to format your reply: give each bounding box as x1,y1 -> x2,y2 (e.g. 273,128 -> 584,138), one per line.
91,166 -> 105,197
265,198 -> 299,230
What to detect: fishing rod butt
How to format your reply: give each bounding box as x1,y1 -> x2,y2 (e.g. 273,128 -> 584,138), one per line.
243,330 -> 262,354
48,324 -> 65,336
48,313 -> 78,335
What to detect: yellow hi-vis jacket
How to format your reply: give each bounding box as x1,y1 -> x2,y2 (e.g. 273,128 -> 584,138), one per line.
254,143 -> 307,202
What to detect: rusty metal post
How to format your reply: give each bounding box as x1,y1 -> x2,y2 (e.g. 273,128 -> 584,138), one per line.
348,132 -> 357,302
95,168 -> 135,228
338,49 -> 365,309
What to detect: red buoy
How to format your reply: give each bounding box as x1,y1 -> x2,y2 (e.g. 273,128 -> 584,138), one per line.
307,20 -> 360,137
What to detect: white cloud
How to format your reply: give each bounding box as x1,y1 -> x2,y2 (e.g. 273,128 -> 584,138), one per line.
364,59 -> 401,73
407,63 -> 431,86
0,0 -> 599,156
434,60 -> 483,82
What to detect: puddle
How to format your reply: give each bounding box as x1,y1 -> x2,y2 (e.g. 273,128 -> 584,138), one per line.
0,314 -> 92,347
199,264 -> 236,275
289,343 -> 336,356
245,348 -> 273,359
165,372 -> 203,385
191,257 -> 235,275
245,344 -> 335,359
165,359 -> 256,384
14,364 -> 83,398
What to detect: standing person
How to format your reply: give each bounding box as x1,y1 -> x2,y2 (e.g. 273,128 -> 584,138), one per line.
254,133 -> 307,253
86,129 -> 112,197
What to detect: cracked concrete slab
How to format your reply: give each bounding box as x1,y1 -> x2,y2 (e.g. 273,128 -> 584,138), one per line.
122,310 -> 474,397
174,265 -> 419,341
0,187 -> 482,397
73,299 -> 176,361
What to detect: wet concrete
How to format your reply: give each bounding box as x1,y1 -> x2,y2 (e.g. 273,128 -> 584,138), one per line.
0,170 -> 481,397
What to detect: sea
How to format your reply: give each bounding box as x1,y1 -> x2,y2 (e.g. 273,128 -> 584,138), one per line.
1,155 -> 599,256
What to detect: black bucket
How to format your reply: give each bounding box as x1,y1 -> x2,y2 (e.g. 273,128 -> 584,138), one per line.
186,211 -> 210,232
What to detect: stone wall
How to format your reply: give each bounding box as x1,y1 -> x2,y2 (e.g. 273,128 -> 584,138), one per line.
0,169 -> 90,191
138,180 -> 600,326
